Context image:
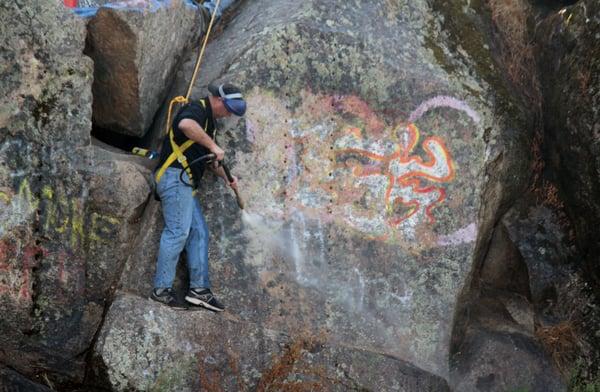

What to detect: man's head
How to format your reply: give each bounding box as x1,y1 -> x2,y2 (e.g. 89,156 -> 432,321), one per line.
207,82 -> 247,118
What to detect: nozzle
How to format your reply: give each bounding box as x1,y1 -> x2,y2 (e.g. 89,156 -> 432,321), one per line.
222,163 -> 244,210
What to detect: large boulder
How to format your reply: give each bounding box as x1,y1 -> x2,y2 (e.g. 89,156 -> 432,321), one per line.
537,1 -> 600,288
0,1 -> 151,385
95,0 -> 551,388
91,292 -> 451,391
87,0 -> 207,136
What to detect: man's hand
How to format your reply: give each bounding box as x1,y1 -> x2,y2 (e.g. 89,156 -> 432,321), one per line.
211,145 -> 225,161
229,175 -> 238,191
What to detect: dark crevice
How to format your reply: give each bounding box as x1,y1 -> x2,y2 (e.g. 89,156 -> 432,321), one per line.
530,0 -> 581,17
22,147 -> 49,337
74,192 -> 155,392
72,297 -> 113,392
90,124 -> 148,153
0,363 -> 55,391
531,0 -> 579,8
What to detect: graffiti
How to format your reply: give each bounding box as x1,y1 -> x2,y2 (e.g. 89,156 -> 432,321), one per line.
408,96 -> 481,124
0,178 -> 120,247
334,122 -> 455,237
436,222 -> 478,246
0,237 -> 88,303
0,241 -> 45,301
240,92 -> 481,245
0,178 -> 121,302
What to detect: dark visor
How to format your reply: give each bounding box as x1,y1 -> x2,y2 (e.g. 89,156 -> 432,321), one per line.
223,98 -> 247,116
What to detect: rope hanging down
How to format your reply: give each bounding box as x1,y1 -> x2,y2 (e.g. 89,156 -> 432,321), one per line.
185,0 -> 222,100
164,0 -> 222,138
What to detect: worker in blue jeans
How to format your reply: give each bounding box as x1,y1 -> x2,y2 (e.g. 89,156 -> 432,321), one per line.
151,82 -> 246,311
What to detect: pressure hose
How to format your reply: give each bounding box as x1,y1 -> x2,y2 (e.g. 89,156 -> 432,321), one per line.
180,153 -> 245,210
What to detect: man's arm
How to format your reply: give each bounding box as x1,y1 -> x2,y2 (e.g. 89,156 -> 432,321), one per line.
178,118 -> 224,160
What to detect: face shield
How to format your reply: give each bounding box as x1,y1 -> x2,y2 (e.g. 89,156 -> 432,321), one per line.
223,98 -> 247,116
217,84 -> 246,116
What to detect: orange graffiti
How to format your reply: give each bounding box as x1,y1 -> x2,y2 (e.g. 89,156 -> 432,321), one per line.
336,122 -> 455,227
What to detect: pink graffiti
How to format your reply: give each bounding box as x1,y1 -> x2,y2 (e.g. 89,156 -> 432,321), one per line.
0,239 -> 78,302
245,118 -> 257,144
437,222 -> 478,246
409,96 -> 481,125
19,245 -> 42,300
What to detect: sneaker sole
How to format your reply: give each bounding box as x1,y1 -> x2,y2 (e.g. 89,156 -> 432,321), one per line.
149,296 -> 187,310
185,296 -> 225,312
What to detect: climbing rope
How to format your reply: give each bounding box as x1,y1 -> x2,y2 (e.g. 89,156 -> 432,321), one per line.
163,0 -> 222,138
185,0 -> 222,101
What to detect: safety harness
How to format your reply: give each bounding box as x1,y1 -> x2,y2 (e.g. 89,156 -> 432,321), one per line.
154,99 -> 210,188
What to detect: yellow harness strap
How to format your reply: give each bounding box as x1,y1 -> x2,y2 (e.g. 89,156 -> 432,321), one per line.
155,100 -> 209,186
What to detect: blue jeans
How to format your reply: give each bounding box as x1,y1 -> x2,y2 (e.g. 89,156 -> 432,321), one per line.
154,168 -> 210,289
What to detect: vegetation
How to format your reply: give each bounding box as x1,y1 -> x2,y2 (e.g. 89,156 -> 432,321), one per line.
568,361 -> 600,392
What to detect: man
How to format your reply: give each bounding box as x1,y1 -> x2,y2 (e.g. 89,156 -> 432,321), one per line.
151,82 -> 247,311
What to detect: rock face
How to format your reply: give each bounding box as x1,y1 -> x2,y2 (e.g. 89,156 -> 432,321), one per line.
0,367 -> 53,392
0,1 -> 150,385
87,0 -> 207,136
93,0 -> 553,389
92,292 -> 451,391
537,0 -> 600,288
451,224 -> 564,392
4,0 -> 587,390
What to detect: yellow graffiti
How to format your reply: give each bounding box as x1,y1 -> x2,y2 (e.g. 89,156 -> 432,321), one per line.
42,185 -> 53,199
55,197 -> 71,234
42,186 -> 70,234
70,199 -> 84,249
4,178 -> 121,247
0,190 -> 9,204
89,213 -> 121,244
18,178 -> 39,212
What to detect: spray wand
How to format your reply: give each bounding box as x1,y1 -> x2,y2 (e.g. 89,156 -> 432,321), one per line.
221,163 -> 245,210
182,153 -> 245,210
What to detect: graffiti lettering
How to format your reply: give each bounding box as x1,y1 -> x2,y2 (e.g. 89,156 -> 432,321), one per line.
0,240 -> 84,303
0,178 -> 120,246
0,178 -> 121,302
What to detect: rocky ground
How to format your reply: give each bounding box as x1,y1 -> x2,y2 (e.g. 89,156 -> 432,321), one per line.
0,0 -> 598,391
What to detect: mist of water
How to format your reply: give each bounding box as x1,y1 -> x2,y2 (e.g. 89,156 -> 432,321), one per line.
240,208 -> 418,364
241,209 -> 365,308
